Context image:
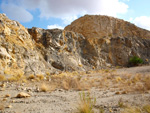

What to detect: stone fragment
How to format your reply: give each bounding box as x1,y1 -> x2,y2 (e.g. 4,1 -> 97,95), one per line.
5,94 -> 10,97
0,83 -> 6,88
6,105 -> 12,108
115,92 -> 120,95
16,92 -> 30,98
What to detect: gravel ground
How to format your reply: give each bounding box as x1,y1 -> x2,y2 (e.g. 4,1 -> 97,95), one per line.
0,66 -> 150,113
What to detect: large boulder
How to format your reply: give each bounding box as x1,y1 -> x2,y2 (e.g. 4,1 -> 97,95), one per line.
65,15 -> 150,66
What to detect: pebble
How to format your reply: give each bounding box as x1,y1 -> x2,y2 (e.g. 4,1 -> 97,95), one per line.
6,105 -> 12,108
16,92 -> 31,98
3,98 -> 7,101
5,94 -> 10,97
115,91 -> 120,95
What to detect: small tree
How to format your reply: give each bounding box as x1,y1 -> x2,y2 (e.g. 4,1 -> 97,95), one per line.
128,56 -> 143,67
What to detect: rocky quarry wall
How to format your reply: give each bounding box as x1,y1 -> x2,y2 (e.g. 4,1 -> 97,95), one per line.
0,14 -> 150,76
65,15 -> 150,67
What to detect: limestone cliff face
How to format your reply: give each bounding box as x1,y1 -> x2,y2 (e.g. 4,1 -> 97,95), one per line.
0,14 -> 95,76
65,15 -> 150,66
0,14 -> 50,76
28,27 -> 93,72
0,14 -> 150,77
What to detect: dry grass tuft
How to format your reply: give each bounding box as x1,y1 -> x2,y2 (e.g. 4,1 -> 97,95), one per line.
36,74 -> 44,80
61,77 -> 82,91
77,92 -> 96,113
142,104 -> 150,113
0,75 -> 5,81
6,73 -> 26,82
118,98 -> 127,108
40,83 -> 49,92
122,107 -> 141,113
7,76 -> 18,82
144,77 -> 150,90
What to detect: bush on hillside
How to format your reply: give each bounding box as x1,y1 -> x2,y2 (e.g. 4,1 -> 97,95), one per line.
128,56 -> 143,67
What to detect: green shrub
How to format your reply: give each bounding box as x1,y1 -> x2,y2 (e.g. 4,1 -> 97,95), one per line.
128,56 -> 143,66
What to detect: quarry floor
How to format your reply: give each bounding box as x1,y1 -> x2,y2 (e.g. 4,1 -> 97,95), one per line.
0,66 -> 150,113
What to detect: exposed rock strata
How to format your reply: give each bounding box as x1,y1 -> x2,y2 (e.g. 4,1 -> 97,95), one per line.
0,14 -> 94,76
0,14 -> 150,76
28,27 -> 94,72
65,15 -> 150,66
0,14 -> 48,76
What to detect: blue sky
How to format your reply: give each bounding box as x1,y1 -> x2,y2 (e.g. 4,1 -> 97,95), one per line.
0,0 -> 150,30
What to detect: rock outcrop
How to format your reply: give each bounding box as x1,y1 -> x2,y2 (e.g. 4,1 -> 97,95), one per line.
0,13 -> 150,77
0,14 -> 95,76
28,27 -> 94,72
0,13 -> 50,76
65,15 -> 150,66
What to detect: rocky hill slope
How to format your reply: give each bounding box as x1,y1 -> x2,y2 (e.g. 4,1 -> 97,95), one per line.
0,14 -> 94,76
65,15 -> 150,66
0,14 -> 150,76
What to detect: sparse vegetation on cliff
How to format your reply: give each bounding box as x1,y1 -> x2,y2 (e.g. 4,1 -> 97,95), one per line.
128,56 -> 143,67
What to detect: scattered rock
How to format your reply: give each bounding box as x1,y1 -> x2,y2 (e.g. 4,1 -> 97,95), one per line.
0,83 -> 6,88
2,98 -> 7,101
16,92 -> 31,98
115,92 -> 121,95
121,91 -> 128,94
51,61 -> 64,71
5,94 -> 10,97
11,100 -> 15,103
6,105 -> 12,108
0,88 -> 5,91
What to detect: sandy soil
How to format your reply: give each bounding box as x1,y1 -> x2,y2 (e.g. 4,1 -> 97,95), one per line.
0,66 -> 150,113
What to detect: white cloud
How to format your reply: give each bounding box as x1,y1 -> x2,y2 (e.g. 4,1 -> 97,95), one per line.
47,24 -> 64,29
129,17 -> 133,22
132,16 -> 150,30
37,0 -> 128,18
62,16 -> 78,25
1,3 -> 33,22
121,0 -> 130,1
1,0 -> 128,24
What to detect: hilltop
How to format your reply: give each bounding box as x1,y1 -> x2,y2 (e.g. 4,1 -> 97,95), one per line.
65,15 -> 150,67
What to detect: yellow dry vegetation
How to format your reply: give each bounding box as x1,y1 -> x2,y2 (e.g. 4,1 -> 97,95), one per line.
36,74 -> 44,80
77,92 -> 96,113
4,64 -> 24,77
40,83 -> 49,92
5,35 -> 33,50
0,75 -> 5,81
142,104 -> 150,113
122,107 -> 141,113
7,73 -> 25,82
